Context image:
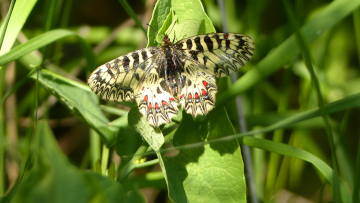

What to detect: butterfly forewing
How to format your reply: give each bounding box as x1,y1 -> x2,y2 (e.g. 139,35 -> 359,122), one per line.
88,31 -> 254,127
88,47 -> 160,102
175,33 -> 254,77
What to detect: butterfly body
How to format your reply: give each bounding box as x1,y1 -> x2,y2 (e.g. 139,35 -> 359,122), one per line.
161,35 -> 183,99
88,32 -> 254,127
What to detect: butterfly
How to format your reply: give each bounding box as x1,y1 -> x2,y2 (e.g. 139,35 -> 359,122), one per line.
88,30 -> 254,127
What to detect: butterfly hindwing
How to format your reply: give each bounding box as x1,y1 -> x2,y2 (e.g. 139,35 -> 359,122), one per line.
177,57 -> 217,117
88,47 -> 160,102
175,33 -> 254,77
134,57 -> 180,127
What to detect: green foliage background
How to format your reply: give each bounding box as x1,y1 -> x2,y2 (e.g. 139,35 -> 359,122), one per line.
0,0 -> 360,202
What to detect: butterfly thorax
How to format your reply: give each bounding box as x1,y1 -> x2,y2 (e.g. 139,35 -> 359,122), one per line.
161,35 -> 183,98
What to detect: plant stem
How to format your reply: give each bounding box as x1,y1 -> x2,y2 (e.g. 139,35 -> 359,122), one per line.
101,144 -> 110,175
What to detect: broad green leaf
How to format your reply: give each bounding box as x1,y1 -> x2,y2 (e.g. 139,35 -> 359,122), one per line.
155,7 -> 175,43
164,108 -> 245,203
171,0 -> 214,34
155,9 -> 202,43
147,0 -> 172,47
4,121 -> 126,203
128,107 -> 164,151
167,19 -> 202,42
33,69 -> 117,146
115,126 -> 142,157
147,0 -> 215,47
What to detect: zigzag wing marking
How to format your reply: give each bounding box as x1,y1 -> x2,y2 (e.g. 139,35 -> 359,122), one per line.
175,33 -> 254,78
176,56 -> 217,117
135,57 -> 179,127
88,47 -> 160,102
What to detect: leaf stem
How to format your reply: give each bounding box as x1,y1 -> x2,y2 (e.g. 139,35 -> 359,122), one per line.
117,142 -> 149,182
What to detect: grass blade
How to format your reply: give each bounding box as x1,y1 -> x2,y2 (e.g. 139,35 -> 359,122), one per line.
239,136 -> 351,203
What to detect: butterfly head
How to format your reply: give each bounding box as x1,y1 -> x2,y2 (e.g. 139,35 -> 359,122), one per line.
162,35 -> 171,44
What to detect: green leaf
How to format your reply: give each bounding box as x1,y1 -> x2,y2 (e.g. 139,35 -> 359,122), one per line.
0,0 -> 15,51
218,92 -> 360,141
33,69 -> 118,146
122,171 -> 167,190
147,0 -> 172,47
147,0 -> 215,47
143,3 -> 245,202
239,136 -> 352,203
0,0 -> 38,56
155,7 -> 175,43
171,0 -> 214,34
0,29 -> 96,73
128,107 -> 164,151
4,120 -> 126,203
127,107 -> 168,185
167,19 -> 203,42
155,9 -> 202,43
115,126 -> 142,157
124,189 -> 147,203
164,108 -> 246,203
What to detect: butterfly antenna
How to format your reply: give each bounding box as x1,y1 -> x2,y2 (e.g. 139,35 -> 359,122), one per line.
167,19 -> 178,36
172,31 -> 176,43
146,23 -> 159,35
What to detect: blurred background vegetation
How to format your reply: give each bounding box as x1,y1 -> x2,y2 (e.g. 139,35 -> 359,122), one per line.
0,0 -> 360,202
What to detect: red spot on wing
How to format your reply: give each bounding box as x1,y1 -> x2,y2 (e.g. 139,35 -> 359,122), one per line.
202,81 -> 208,87
155,103 -> 159,109
188,94 -> 192,99
195,93 -> 199,99
162,101 -> 167,106
180,94 -> 185,99
202,89 -> 207,96
169,97 -> 175,101
144,95 -> 148,101
148,102 -> 152,109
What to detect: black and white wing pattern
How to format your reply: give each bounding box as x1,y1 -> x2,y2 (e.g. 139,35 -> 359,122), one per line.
174,33 -> 254,77
134,56 -> 180,126
176,57 -> 217,117
88,32 -> 254,127
88,47 -> 160,102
